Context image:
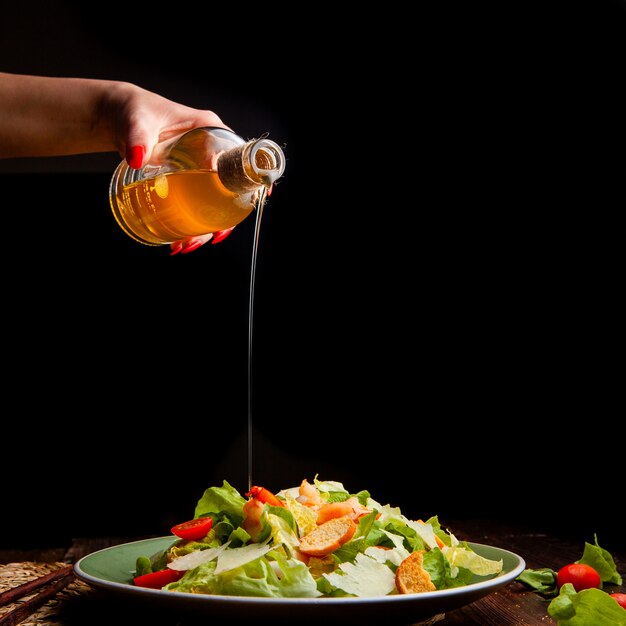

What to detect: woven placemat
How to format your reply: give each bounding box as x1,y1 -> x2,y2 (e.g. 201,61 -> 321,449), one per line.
0,562 -> 92,625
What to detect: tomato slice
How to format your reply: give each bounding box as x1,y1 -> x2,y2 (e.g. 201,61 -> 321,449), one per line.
133,568 -> 184,589
245,486 -> 285,507
171,516 -> 214,541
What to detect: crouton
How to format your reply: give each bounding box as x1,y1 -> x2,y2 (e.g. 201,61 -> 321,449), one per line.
395,550 -> 436,593
298,516 -> 357,557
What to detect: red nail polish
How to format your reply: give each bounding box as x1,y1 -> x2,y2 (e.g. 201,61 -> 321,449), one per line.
211,227 -> 234,244
127,145 -> 145,169
170,241 -> 183,256
181,240 -> 204,254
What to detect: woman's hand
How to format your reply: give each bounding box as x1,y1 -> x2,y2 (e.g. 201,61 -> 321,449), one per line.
112,82 -> 230,169
112,83 -> 236,254
0,73 -> 236,255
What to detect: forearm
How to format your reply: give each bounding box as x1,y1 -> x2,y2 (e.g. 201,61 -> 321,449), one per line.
0,72 -> 127,158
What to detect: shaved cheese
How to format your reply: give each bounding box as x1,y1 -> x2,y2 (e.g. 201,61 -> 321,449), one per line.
168,540 -> 274,576
365,546 -> 402,565
365,530 -> 410,566
214,541 -> 273,575
405,519 -> 439,550
168,542 -> 231,571
323,553 -> 396,597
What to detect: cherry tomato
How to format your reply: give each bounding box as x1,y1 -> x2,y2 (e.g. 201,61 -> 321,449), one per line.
133,568 -> 184,589
171,517 -> 213,541
610,593 -> 626,610
556,563 -> 601,592
245,486 -> 285,507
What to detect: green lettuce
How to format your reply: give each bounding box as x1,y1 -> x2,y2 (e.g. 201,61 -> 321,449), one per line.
516,567 -> 559,596
516,535 -> 622,599
445,544 -> 503,577
266,510 -> 299,556
548,583 -> 626,625
166,551 -> 321,598
423,548 -> 472,589
578,535 -> 622,586
193,480 -> 247,526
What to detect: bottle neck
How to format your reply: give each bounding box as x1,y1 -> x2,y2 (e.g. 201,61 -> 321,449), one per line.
217,138 -> 285,193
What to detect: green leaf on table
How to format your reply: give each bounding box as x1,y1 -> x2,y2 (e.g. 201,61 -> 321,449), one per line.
516,567 -> 559,596
548,583 -> 626,625
577,534 -> 623,585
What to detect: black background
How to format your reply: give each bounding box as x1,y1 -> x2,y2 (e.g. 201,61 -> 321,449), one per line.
1,2 -> 624,550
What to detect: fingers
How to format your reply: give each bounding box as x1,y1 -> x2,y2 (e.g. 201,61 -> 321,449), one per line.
124,112 -> 228,169
123,117 -> 161,169
170,233 -> 214,256
125,145 -> 146,169
195,111 -> 231,132
169,227 -> 235,255
211,227 -> 234,244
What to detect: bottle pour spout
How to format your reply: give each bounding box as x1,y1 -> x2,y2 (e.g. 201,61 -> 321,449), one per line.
218,138 -> 285,193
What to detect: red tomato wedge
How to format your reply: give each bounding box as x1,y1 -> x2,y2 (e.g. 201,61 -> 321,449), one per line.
171,517 -> 213,541
133,568 -> 184,589
245,486 -> 285,507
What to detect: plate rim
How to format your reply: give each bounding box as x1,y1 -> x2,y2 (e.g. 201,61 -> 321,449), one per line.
74,536 -> 526,606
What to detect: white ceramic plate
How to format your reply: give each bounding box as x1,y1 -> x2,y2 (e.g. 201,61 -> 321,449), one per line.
74,536 -> 525,624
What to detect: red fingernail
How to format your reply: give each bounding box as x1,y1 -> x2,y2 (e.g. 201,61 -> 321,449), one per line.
170,241 -> 183,256
126,145 -> 145,169
181,240 -> 204,254
211,227 -> 234,244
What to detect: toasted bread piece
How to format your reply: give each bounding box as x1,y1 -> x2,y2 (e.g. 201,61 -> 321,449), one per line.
395,550 -> 436,594
299,516 -> 357,557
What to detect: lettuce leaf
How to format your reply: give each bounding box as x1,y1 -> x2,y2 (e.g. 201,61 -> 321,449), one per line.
444,545 -> 503,577
193,480 -> 247,526
515,567 -> 559,596
423,548 -> 472,589
516,535 -> 622,601
167,551 -> 321,598
578,535 -> 623,586
548,583 -> 626,625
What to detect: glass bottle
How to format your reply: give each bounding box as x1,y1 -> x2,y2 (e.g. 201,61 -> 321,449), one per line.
109,127 -> 285,246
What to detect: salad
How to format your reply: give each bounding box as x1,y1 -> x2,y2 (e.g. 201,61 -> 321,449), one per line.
132,477 -> 504,598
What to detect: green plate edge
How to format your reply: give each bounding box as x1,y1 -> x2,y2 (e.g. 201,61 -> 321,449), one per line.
77,536 -> 524,588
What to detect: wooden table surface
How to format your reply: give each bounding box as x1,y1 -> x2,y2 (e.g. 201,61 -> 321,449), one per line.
1,518 -> 624,625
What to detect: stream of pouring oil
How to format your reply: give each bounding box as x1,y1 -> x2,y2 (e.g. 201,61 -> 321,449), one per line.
246,186 -> 268,492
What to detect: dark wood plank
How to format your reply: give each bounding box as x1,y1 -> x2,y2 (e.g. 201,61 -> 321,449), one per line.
441,583 -> 556,625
